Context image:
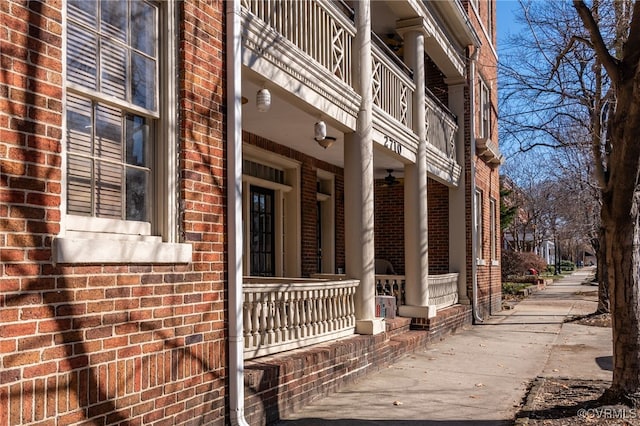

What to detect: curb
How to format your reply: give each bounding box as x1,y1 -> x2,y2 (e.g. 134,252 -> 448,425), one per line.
514,376 -> 546,425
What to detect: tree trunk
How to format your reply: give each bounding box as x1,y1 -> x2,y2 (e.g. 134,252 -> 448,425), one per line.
573,0 -> 640,407
601,200 -> 640,406
598,68 -> 640,405
595,227 -> 609,314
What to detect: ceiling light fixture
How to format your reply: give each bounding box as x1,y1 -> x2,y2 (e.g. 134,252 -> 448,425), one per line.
384,169 -> 400,186
314,120 -> 336,149
256,88 -> 271,112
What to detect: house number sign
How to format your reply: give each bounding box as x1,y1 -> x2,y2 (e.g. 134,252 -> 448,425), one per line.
384,136 -> 402,155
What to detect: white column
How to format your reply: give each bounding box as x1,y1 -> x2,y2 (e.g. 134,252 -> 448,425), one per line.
446,79 -> 470,305
399,28 -> 433,319
344,0 -> 383,335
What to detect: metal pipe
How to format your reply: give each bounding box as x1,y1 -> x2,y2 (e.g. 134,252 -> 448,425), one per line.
469,45 -> 483,324
226,1 -> 250,424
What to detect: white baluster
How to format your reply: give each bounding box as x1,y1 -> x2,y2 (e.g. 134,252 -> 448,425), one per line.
243,292 -> 252,350
266,290 -> 276,344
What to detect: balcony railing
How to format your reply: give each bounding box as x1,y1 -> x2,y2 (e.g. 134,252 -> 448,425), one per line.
425,93 -> 458,162
240,0 -> 355,87
241,0 -> 460,171
376,274 -> 406,308
371,36 -> 414,130
243,277 -> 358,359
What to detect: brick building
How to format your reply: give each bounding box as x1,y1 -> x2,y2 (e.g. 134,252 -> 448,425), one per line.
1,0 -> 502,424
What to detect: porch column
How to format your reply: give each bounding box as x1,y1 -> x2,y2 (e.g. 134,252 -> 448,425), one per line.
398,25 -> 433,319
344,0 -> 383,335
446,79 -> 470,304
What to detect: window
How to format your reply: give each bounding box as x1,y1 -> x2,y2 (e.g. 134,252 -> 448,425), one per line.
490,198 -> 497,262
249,186 -> 276,276
56,0 -> 191,263
475,189 -> 484,262
66,0 -> 157,227
480,80 -> 491,139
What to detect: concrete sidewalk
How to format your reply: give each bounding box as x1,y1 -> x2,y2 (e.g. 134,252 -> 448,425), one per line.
275,268 -> 611,425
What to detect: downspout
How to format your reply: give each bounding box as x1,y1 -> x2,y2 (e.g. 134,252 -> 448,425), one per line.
226,1 -> 250,425
469,45 -> 483,323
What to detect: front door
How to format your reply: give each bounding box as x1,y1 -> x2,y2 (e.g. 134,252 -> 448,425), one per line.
250,185 -> 275,276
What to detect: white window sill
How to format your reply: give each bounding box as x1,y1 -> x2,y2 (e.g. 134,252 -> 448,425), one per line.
476,258 -> 486,266
53,236 -> 192,264
491,260 -> 500,266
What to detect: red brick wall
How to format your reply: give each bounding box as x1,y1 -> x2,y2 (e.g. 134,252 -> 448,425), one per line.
242,132 -> 345,276
374,181 -> 405,274
1,1 -> 228,425
427,178 -> 449,275
373,179 -> 452,276
465,0 -> 502,317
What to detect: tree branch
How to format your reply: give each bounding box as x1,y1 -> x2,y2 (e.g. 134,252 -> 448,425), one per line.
550,35 -> 593,82
573,0 -> 620,86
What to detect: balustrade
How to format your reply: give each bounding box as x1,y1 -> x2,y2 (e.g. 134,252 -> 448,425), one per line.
375,275 -> 406,310
243,278 -> 358,359
241,0 -> 459,167
427,273 -> 459,310
371,41 -> 414,129
425,93 -> 458,162
376,273 -> 459,314
240,0 -> 355,86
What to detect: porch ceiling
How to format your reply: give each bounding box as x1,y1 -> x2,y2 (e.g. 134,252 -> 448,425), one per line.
242,79 -> 406,179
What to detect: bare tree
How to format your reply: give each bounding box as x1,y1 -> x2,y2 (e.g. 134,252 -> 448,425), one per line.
499,0 -> 623,312
573,0 -> 640,406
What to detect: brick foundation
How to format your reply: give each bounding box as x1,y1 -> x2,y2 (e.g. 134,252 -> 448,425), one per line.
244,305 -> 472,425
410,304 -> 473,341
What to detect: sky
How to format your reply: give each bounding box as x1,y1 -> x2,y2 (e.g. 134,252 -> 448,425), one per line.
496,1 -> 525,50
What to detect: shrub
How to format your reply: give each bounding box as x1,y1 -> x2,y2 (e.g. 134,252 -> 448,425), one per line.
502,282 -> 529,295
501,250 -> 547,280
560,260 -> 575,271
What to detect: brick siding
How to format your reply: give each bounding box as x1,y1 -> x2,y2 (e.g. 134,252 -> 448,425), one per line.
374,180 -> 405,274
427,178 -> 450,274
1,1 -> 228,425
467,0 -> 502,317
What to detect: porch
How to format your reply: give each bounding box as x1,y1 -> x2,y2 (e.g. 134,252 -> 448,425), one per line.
243,273 -> 460,360
238,0 -> 471,357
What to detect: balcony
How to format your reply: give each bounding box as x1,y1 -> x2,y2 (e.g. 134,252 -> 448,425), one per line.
425,90 -> 461,184
240,0 -> 461,179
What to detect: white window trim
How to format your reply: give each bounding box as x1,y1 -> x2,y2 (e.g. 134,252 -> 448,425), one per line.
55,0 -> 191,264
490,197 -> 497,262
317,169 -> 335,274
480,79 -> 491,139
474,189 -> 483,263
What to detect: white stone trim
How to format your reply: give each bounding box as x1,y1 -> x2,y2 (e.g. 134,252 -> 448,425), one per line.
53,236 -> 191,264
